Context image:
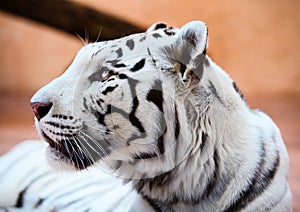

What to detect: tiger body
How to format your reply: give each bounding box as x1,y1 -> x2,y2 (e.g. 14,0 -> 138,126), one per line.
0,21 -> 291,211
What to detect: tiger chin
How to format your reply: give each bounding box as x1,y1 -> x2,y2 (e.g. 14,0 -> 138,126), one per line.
31,21 -> 292,211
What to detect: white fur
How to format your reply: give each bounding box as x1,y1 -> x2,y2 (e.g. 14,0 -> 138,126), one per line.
1,21 -> 292,211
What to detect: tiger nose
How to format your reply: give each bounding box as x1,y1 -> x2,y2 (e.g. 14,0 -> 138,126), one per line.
30,102 -> 53,121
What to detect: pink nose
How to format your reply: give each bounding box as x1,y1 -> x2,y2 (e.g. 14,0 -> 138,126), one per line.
30,102 -> 53,120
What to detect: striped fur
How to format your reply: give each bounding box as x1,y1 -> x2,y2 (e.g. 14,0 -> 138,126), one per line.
0,141 -> 137,211
0,21 -> 292,211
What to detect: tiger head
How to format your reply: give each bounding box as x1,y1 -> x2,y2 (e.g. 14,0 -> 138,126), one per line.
31,21 -> 231,178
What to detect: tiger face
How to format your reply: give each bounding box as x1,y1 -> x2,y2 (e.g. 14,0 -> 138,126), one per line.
27,21 -> 292,211
31,21 -> 209,174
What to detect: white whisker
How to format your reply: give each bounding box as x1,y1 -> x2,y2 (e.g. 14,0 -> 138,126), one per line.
78,132 -> 108,157
68,138 -> 85,169
63,139 -> 73,159
75,33 -> 87,46
73,136 -> 94,166
95,27 -> 103,43
78,132 -> 112,164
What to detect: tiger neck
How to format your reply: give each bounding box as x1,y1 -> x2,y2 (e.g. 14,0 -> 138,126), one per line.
129,57 -> 247,210
130,131 -> 222,210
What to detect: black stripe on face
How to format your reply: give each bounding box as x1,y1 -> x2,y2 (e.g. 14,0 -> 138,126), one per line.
95,111 -> 106,126
146,80 -> 163,112
130,59 -> 145,72
101,85 -> 118,95
114,63 -> 126,68
224,149 -> 280,212
129,96 -> 145,133
100,77 -> 146,139
118,73 -> 128,79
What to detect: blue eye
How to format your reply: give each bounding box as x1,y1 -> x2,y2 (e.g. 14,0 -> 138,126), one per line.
102,70 -> 115,81
102,72 -> 112,81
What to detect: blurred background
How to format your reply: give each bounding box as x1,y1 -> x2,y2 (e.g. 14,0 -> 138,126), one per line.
0,0 -> 299,210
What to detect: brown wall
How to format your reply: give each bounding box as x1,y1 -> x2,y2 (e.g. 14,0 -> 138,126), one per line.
0,12 -> 82,92
1,0 -> 300,95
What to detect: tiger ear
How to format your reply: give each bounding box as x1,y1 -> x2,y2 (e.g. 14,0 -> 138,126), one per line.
175,21 -> 208,83
146,22 -> 167,32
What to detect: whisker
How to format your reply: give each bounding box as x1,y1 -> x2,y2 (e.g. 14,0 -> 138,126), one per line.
73,136 -> 96,165
78,132 -> 111,163
78,132 -> 108,158
95,26 -> 103,43
74,135 -> 95,157
63,139 -> 73,159
80,131 -> 120,156
85,27 -> 89,44
75,33 -> 87,46
71,136 -> 87,159
68,138 -> 85,169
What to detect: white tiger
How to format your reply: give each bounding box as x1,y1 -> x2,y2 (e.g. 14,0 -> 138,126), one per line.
0,21 -> 292,211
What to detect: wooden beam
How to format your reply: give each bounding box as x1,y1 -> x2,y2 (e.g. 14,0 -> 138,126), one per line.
0,0 -> 144,41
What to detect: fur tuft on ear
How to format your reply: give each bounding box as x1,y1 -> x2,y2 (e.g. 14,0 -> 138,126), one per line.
179,21 -> 208,57
170,21 -> 208,84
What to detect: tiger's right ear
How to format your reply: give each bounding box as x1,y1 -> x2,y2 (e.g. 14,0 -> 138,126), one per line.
173,21 -> 208,84
146,22 -> 167,32
177,21 -> 208,65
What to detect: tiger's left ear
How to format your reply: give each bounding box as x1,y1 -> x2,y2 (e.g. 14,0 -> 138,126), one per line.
174,21 -> 208,83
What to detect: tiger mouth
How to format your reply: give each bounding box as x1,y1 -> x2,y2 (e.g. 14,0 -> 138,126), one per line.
41,131 -> 108,169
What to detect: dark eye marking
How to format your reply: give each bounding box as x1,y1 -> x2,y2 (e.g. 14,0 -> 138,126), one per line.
130,59 -> 145,72
102,85 -> 119,95
129,96 -> 145,133
107,78 -> 115,82
89,66 -> 112,83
